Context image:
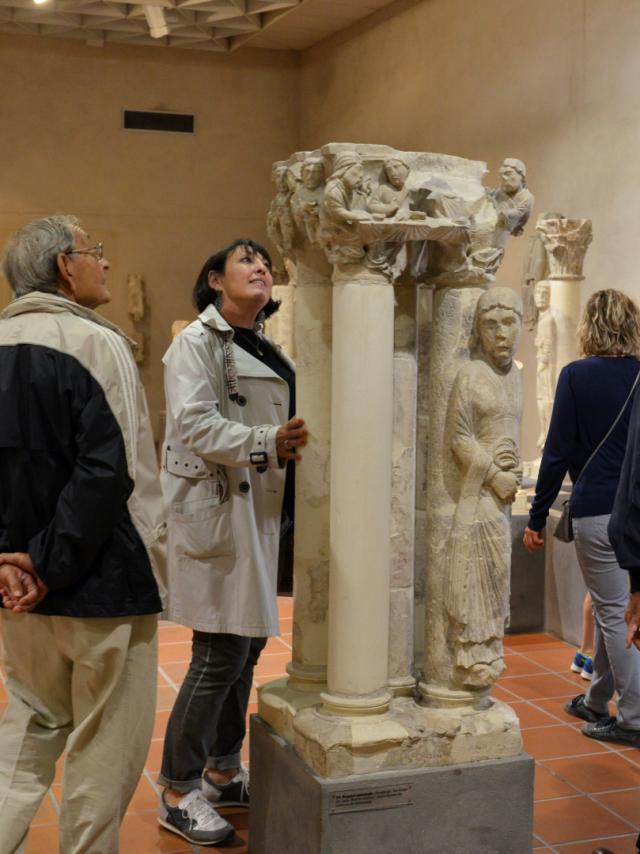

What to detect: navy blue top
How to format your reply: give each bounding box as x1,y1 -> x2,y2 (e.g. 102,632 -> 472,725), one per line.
528,356 -> 640,533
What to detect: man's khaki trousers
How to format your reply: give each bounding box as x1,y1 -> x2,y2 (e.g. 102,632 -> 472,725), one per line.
0,610 -> 158,854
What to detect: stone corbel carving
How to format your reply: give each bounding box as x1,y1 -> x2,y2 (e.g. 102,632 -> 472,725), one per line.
444,287 -> 523,690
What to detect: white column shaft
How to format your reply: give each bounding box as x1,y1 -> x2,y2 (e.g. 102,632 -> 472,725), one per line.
325,279 -> 394,705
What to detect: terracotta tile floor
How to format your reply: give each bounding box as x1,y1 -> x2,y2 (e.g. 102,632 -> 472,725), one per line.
2,609 -> 640,853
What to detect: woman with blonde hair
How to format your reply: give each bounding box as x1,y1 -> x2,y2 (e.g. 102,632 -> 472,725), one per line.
524,289 -> 640,748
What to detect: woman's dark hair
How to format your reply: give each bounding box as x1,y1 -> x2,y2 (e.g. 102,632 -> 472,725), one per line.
192,238 -> 280,320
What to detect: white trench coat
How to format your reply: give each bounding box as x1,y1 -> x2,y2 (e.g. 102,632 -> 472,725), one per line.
161,305 -> 290,637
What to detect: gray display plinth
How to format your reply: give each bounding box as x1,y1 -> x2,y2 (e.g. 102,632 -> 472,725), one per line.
510,493 -> 546,632
250,715 -> 534,854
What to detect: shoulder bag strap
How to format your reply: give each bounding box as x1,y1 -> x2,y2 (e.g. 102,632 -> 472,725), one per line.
572,366 -> 640,493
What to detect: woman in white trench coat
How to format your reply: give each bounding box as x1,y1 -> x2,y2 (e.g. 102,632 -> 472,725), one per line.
157,239 -> 307,847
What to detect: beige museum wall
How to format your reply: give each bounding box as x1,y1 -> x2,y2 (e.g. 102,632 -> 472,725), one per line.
0,35 -> 299,436
299,0 -> 640,459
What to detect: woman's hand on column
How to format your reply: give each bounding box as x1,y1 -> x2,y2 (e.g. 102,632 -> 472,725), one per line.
624,591 -> 640,650
276,416 -> 308,462
523,526 -> 545,552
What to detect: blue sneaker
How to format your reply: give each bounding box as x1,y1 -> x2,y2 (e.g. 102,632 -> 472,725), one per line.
570,650 -> 587,673
581,657 -> 594,681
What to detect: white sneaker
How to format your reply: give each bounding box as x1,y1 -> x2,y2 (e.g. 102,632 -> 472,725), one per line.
158,788 -> 234,846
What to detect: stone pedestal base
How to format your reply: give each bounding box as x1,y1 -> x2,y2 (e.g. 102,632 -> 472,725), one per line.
257,677 -> 324,743
250,715 -> 534,854
290,696 -> 522,778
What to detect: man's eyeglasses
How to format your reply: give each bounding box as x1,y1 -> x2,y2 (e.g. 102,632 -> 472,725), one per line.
67,243 -> 104,261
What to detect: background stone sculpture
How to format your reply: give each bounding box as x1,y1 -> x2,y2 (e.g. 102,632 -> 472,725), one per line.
127,273 -> 147,364
444,288 -> 523,691
533,281 -> 558,453
522,215 -> 592,461
521,211 -> 564,331
127,273 -> 145,322
537,217 -> 593,280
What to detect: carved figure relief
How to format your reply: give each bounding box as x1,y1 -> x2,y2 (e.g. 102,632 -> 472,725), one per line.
366,156 -> 413,280
290,157 -> 325,247
367,156 -> 411,220
533,281 -> 558,453
318,151 -> 369,265
444,287 -> 523,690
267,164 -> 298,284
415,157 -> 532,283
489,158 -> 534,250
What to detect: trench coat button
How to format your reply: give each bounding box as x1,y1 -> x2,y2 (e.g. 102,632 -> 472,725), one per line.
239,481 -> 251,493
237,395 -> 247,407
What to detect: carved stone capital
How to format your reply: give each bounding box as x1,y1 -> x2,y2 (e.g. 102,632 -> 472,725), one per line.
268,145 -> 532,289
536,217 -> 593,280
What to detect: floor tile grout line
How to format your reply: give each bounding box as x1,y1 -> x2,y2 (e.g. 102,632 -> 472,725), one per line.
157,665 -> 180,692
584,788 -> 640,831
554,831 -> 639,848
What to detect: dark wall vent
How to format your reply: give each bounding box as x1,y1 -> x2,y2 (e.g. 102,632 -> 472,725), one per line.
123,110 -> 195,134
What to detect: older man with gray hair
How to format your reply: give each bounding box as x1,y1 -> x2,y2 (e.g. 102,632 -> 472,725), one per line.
0,215 -> 166,853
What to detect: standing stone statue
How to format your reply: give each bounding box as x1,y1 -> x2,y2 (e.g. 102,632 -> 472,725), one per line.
533,281 -> 558,453
489,158 -> 534,250
444,287 -> 523,690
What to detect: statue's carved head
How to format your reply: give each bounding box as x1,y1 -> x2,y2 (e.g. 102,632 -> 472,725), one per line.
533,280 -> 551,310
384,156 -> 410,190
330,151 -> 363,190
499,157 -> 527,192
301,158 -> 325,191
474,287 -> 523,371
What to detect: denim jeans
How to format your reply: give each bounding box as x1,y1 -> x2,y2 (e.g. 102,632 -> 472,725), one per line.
158,632 -> 266,793
573,514 -> 640,729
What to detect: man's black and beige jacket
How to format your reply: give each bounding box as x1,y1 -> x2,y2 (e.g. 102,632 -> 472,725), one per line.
0,292 -> 166,617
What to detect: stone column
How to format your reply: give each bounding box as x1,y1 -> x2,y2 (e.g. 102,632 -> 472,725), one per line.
538,217 -> 593,372
388,284 -> 418,696
320,261 -> 395,715
286,248 -> 332,689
